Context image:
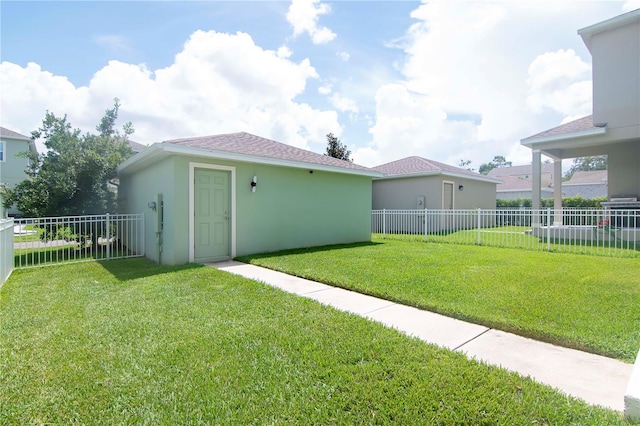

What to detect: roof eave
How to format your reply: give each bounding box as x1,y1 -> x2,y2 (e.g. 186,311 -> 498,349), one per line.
520,127 -> 607,148
578,9 -> 640,51
118,143 -> 383,178
375,170 -> 501,184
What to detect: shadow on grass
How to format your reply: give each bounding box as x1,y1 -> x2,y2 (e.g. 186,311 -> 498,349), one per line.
96,257 -> 204,282
237,241 -> 383,262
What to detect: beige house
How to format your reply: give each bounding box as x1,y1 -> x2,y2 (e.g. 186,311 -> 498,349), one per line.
488,163 -> 555,188
521,9 -> 640,214
372,156 -> 499,210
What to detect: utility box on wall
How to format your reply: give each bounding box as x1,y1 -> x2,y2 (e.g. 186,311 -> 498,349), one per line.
416,196 -> 425,209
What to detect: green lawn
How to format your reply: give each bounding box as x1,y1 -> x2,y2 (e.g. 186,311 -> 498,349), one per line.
0,259 -> 627,424
239,238 -> 640,363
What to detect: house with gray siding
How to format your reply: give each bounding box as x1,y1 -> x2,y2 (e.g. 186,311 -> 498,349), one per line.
372,156 -> 500,210
521,10 -> 640,213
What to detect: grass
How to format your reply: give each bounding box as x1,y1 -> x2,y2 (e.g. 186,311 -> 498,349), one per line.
0,259 -> 627,424
375,226 -> 639,256
238,238 -> 640,363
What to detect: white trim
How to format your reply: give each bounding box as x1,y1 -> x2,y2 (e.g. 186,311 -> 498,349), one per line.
119,142 -> 383,178
188,162 -> 236,263
442,180 -> 455,209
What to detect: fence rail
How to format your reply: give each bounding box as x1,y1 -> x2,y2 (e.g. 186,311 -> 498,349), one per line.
13,213 -> 145,269
1,218 -> 14,284
372,208 -> 639,258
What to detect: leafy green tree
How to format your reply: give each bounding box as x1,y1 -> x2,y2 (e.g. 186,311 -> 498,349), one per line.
564,155 -> 607,180
324,133 -> 352,162
458,159 -> 474,171
479,155 -> 512,175
1,99 -> 134,217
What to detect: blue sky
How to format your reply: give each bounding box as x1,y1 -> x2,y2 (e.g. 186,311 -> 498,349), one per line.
1,0 -> 638,169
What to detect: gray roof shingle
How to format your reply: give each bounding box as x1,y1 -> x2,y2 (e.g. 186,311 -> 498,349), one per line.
487,163 -> 554,177
372,156 -> 490,179
522,115 -> 599,142
0,127 -> 31,140
565,170 -> 608,184
165,131 -> 373,172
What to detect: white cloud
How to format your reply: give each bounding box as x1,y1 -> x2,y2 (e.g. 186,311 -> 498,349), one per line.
330,93 -> 358,113
318,83 -> 332,95
526,49 -> 592,118
0,30 -> 340,151
336,51 -> 350,62
277,45 -> 293,58
94,34 -> 133,55
286,0 -> 336,45
360,1 -> 621,168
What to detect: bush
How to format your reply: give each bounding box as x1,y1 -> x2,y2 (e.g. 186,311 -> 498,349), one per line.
497,196 -> 606,209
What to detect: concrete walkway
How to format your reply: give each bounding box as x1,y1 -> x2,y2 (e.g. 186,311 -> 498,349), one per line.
212,261 -> 633,412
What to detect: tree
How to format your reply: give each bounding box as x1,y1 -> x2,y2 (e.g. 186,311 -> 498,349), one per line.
1,99 -> 135,217
324,133 -> 352,162
479,155 -> 512,175
564,155 -> 607,180
458,159 -> 474,171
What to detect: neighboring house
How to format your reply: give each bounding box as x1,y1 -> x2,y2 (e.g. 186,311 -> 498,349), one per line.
496,175 -> 553,201
127,140 -> 146,154
521,9 -> 640,214
0,127 -> 37,217
371,156 -> 500,210
488,163 -> 555,188
562,170 -> 608,198
117,132 -> 382,265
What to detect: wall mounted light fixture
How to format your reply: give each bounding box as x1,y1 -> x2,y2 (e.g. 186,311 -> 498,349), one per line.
251,176 -> 258,193
148,201 -> 157,211
458,184 -> 464,191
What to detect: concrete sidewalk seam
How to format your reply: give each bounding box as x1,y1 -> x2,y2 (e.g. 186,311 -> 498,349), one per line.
452,328 -> 493,351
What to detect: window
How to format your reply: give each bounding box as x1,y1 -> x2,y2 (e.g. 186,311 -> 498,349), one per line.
0,141 -> 4,162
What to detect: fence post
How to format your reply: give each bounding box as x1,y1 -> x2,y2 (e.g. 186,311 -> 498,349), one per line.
382,209 -> 386,239
547,208 -> 551,252
477,208 -> 481,245
424,208 -> 428,241
105,213 -> 110,260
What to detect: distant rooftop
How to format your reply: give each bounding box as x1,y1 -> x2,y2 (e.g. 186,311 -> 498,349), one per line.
565,170 -> 608,185
372,156 -> 499,183
487,163 -> 554,178
127,140 -> 147,153
0,127 -> 31,140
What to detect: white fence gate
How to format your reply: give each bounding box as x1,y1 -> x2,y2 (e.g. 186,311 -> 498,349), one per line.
12,213 -> 145,269
372,208 -> 639,258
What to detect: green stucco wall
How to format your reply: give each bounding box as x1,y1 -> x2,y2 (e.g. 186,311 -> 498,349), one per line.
119,154 -> 373,265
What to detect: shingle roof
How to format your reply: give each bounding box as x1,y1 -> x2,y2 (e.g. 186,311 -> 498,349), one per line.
496,176 -> 534,191
487,163 -> 554,177
565,170 -> 608,184
127,140 -> 147,153
0,127 -> 31,140
165,131 -> 373,172
372,156 -> 484,177
521,115 -> 599,142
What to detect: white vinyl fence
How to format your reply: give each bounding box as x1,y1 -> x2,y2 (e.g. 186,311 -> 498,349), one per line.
372,208 -> 639,258
1,218 -> 14,284
13,213 -> 145,269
